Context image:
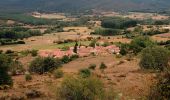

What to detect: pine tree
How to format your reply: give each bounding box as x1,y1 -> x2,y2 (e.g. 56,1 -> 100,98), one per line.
73,42 -> 78,53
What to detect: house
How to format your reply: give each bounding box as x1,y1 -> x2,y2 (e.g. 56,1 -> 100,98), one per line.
39,45 -> 120,58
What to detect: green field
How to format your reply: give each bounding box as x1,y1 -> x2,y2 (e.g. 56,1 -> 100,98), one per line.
32,41 -> 91,50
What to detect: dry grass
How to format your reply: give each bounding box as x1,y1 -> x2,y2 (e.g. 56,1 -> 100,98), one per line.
0,27 -> 92,51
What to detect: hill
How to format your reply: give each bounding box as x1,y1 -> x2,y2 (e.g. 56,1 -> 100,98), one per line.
0,0 -> 170,13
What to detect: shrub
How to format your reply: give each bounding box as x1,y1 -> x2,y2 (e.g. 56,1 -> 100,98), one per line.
9,60 -> 24,76
102,42 -> 110,47
120,43 -> 130,55
30,50 -> 38,57
60,46 -> 70,51
25,73 -> 32,81
140,46 -> 170,71
5,50 -> 14,54
148,73 -> 170,100
25,90 -> 42,99
0,54 -> 13,86
79,68 -> 91,78
117,60 -> 125,65
57,76 -> 105,100
0,50 -> 3,54
89,39 -> 97,48
100,62 -> 107,70
88,64 -> 96,70
17,41 -> 25,44
70,54 -> 79,61
53,69 -> 64,79
29,57 -> 62,74
61,55 -> 70,64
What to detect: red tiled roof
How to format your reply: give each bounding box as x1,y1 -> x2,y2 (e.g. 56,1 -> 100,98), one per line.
39,45 -> 120,58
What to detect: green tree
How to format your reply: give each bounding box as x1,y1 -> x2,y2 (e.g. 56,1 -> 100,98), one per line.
130,36 -> 155,54
29,57 -> 62,74
120,43 -> 130,55
73,42 -> 78,53
140,46 -> 170,71
0,54 -> 13,86
57,76 -> 105,100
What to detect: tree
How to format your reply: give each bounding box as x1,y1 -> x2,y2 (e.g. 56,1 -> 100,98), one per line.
89,39 -> 96,48
73,42 -> 78,53
130,36 -> 155,54
0,54 -> 13,86
120,43 -> 130,55
57,76 -> 105,100
29,57 -> 62,74
140,46 -> 170,71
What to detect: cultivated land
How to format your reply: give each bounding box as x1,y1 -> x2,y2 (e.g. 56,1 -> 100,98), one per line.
0,11 -> 170,99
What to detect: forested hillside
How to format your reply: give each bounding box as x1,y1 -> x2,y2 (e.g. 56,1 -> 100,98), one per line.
0,0 -> 170,13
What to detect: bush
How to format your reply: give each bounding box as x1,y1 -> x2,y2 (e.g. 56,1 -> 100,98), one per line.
57,76 -> 105,100
9,60 -> 24,76
0,54 -> 13,86
61,55 -> 70,64
70,55 -> 79,61
102,42 -> 110,47
140,46 -> 170,71
100,62 -> 107,70
25,90 -> 42,99
79,68 -> 91,78
30,50 -> 38,57
148,73 -> 170,100
25,73 -> 32,81
89,39 -> 97,48
53,69 -> 64,79
17,41 -> 25,44
29,57 -> 62,74
88,64 -> 96,70
117,60 -> 125,65
0,50 -> 3,54
5,50 -> 14,54
120,43 -> 130,55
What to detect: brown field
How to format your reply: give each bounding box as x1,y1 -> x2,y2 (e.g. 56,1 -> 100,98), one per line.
101,11 -> 169,20
31,12 -> 77,21
152,33 -> 170,42
0,54 -> 156,99
32,12 -> 66,19
0,27 -> 93,51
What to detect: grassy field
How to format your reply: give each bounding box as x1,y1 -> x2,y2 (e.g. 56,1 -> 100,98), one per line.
32,41 -> 91,50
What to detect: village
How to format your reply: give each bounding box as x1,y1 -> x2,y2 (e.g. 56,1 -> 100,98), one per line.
39,44 -> 120,58
0,1 -> 170,98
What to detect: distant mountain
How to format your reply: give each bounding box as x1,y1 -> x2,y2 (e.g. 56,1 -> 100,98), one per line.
0,0 -> 170,13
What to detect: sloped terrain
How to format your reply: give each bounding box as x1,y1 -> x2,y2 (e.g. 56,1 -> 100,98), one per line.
0,0 -> 170,12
